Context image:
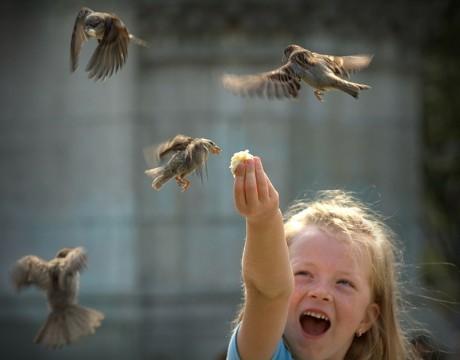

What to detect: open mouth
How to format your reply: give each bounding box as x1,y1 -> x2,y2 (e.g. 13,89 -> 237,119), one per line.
299,311 -> 331,337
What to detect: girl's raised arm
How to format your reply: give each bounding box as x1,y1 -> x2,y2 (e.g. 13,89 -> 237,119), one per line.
233,157 -> 294,360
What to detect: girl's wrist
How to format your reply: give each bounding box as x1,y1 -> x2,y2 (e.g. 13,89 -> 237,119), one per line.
246,208 -> 283,227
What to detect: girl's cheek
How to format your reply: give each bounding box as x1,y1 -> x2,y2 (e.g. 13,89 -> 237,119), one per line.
292,281 -> 308,301
293,279 -> 303,291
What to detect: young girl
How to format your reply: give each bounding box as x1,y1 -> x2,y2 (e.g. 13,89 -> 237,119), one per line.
227,156 -> 417,360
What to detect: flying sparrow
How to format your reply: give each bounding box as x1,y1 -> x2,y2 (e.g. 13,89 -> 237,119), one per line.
145,135 -> 222,192
11,247 -> 104,348
222,44 -> 373,102
70,7 -> 147,81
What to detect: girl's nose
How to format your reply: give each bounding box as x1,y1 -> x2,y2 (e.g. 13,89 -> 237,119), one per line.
307,284 -> 332,302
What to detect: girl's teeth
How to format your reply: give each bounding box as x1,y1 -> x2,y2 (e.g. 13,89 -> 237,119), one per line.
303,311 -> 329,321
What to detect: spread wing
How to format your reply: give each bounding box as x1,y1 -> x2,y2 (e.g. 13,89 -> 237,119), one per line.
318,53 -> 373,79
221,62 -> 302,99
86,15 -> 130,81
70,7 -> 93,72
11,255 -> 51,291
156,135 -> 194,160
61,247 -> 87,276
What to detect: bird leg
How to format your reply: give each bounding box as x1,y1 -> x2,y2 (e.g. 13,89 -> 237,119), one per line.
180,178 -> 191,192
175,176 -> 191,192
174,176 -> 184,187
184,180 -> 191,191
314,89 -> 325,102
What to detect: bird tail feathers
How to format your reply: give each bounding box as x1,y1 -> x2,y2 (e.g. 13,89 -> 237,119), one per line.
34,304 -> 104,349
336,79 -> 371,98
145,167 -> 173,190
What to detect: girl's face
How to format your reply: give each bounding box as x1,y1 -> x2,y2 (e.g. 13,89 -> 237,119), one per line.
284,225 -> 380,360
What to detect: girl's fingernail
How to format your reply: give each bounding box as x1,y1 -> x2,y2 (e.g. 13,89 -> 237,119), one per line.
246,159 -> 254,171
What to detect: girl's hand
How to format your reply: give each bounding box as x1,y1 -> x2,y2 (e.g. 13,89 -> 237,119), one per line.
233,157 -> 280,224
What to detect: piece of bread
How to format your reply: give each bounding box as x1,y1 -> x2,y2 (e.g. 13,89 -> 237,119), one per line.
229,150 -> 254,177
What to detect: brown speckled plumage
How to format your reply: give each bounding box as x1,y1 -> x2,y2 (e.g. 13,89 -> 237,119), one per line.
145,135 -> 222,192
222,44 -> 373,102
70,7 -> 147,81
11,247 -> 104,348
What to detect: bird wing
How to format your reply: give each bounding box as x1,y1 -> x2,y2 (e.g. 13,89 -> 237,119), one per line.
86,15 -> 130,81
194,157 -> 208,183
195,162 -> 206,183
11,255 -> 51,291
156,135 -> 194,160
70,7 -> 93,72
61,247 -> 87,276
183,142 -> 206,181
221,62 -> 302,99
318,53 -> 373,79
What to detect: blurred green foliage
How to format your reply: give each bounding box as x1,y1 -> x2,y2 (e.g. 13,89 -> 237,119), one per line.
422,0 -> 460,312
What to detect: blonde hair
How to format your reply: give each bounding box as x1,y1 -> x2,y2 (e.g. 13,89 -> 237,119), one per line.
284,190 -> 416,360
233,190 -> 417,360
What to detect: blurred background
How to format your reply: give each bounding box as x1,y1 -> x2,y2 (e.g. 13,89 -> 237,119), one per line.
0,0 -> 459,359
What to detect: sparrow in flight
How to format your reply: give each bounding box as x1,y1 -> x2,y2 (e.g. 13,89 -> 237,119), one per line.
11,247 -> 104,348
70,7 -> 147,81
145,135 -> 222,192
222,44 -> 373,102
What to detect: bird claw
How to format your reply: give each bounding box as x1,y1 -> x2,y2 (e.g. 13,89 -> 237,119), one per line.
314,90 -> 324,102
175,177 -> 191,192
181,179 -> 191,192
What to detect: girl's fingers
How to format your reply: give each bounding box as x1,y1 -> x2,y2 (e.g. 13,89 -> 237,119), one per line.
234,162 -> 247,209
244,159 -> 258,206
254,157 -> 268,201
266,174 -> 277,199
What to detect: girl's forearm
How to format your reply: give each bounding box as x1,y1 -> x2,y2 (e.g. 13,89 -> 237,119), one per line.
242,209 -> 294,299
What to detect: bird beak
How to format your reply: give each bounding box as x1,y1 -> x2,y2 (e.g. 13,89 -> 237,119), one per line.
210,146 -> 221,154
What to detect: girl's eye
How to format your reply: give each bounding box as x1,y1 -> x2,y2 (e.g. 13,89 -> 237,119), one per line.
295,271 -> 312,277
337,279 -> 354,288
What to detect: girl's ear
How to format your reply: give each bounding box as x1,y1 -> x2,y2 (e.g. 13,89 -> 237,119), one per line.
359,303 -> 380,333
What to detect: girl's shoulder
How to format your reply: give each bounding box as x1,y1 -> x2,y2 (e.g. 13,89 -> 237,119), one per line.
227,325 -> 294,360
